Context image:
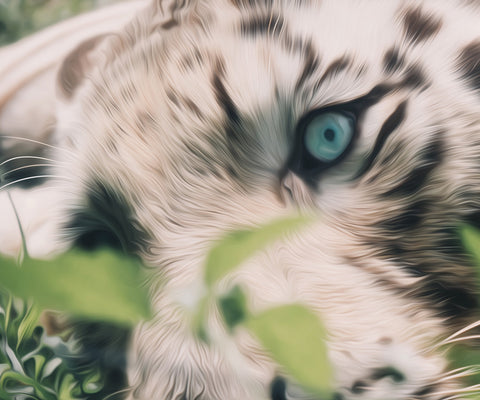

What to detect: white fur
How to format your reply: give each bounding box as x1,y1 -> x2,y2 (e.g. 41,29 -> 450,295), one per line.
1,1 -> 480,399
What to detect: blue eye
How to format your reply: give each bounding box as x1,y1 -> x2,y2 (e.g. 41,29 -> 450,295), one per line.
304,112 -> 355,163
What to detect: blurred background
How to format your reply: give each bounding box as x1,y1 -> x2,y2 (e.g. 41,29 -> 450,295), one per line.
0,0 -> 121,45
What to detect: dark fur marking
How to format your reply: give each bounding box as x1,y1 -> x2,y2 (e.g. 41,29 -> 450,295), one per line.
66,180 -> 148,253
381,137 -> 443,197
361,84 -> 393,106
212,72 -> 242,148
284,34 -> 313,55
424,282 -> 479,318
321,57 -> 350,82
240,13 -> 308,56
380,200 -> 429,232
179,48 -> 203,71
355,100 -> 408,179
412,384 -> 436,397
270,376 -> 287,400
240,14 -> 285,37
212,65 -> 241,126
457,41 -> 480,92
295,49 -> 320,92
383,48 -> 405,73
371,366 -> 405,383
401,7 -> 442,44
311,56 -> 350,93
377,228 -> 478,319
166,89 -> 180,107
161,19 -> 179,30
402,64 -> 427,88
183,98 -> 202,116
229,0 -> 276,8
351,381 -> 368,394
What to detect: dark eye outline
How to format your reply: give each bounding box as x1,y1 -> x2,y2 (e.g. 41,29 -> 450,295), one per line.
288,104 -> 358,186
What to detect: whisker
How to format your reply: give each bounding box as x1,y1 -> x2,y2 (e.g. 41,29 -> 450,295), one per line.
442,395 -> 469,400
442,334 -> 480,345
437,367 -> 480,383
439,366 -> 476,378
0,175 -> 69,191
0,155 -> 59,167
1,163 -> 54,178
430,383 -> 480,396
0,135 -> 73,154
439,320 -> 480,346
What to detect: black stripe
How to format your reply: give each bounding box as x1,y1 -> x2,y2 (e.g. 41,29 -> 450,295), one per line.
412,384 -> 436,397
240,14 -> 285,37
66,180 -> 148,253
212,63 -> 240,126
229,0 -> 275,8
457,41 -> 480,92
422,281 -> 478,318
381,136 -> 443,197
380,200 -> 429,232
402,63 -> 426,88
370,367 -> 405,383
320,56 -> 350,83
345,83 -> 394,114
401,7 -> 442,44
355,100 -> 408,179
295,48 -> 320,92
270,376 -> 287,400
310,56 -> 351,93
383,48 -> 405,73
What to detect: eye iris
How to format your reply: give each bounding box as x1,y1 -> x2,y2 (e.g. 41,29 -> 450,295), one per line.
304,112 -> 354,163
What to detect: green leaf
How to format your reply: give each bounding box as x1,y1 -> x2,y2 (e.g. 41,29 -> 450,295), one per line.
57,372 -> 80,400
16,302 -> 40,351
245,304 -> 333,397
0,249 -> 152,326
81,369 -> 103,394
205,215 -> 311,287
218,285 -> 248,329
461,225 -> 480,268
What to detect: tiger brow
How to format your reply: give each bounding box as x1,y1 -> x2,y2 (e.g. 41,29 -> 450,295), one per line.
354,99 -> 408,180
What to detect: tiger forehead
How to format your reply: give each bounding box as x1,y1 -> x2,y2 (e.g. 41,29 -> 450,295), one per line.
81,0 -> 458,170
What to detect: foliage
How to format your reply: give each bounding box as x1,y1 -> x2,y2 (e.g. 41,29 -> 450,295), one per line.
447,225 -> 480,393
204,215 -> 311,287
0,250 -> 151,326
0,289 -> 104,399
0,0 -> 118,46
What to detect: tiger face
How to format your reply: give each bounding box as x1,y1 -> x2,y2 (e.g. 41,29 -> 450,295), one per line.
2,0 -> 480,399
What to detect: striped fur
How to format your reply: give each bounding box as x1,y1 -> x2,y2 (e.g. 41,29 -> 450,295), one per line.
1,0 -> 480,399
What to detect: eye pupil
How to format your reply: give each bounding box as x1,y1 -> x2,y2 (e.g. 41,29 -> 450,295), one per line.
324,128 -> 335,142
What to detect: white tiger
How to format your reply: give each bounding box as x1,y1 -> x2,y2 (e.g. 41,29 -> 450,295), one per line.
1,0 -> 480,399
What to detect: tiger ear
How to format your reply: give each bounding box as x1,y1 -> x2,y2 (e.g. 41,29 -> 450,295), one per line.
56,34 -> 108,100
150,0 -> 200,29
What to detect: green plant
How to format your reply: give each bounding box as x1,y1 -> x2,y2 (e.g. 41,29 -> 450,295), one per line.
0,289 -> 104,399
0,0 -> 118,46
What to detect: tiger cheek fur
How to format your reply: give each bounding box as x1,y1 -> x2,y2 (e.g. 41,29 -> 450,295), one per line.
3,0 -> 480,399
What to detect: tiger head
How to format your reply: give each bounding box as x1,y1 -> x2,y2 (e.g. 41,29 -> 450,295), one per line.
7,0 -> 480,399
